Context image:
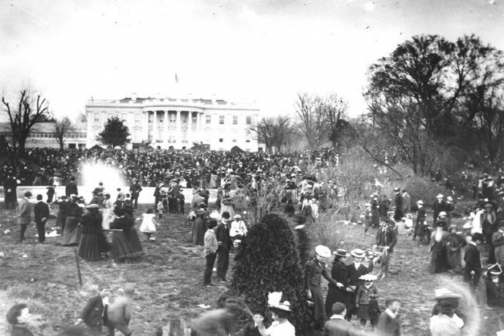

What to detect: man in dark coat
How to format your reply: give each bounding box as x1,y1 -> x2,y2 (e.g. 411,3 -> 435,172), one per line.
464,233 -> 484,292
324,302 -> 359,336
65,176 -> 78,197
345,249 -> 369,321
129,178 -> 142,209
34,194 -> 50,243
432,194 -> 446,223
215,212 -> 231,282
3,175 -> 17,209
393,188 -> 403,221
305,245 -> 338,329
375,220 -> 398,279
376,299 -> 401,336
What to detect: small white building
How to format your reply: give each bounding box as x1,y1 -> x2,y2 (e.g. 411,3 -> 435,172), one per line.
85,96 -> 261,151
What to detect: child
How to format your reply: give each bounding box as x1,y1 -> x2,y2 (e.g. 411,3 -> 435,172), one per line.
139,208 -> 158,242
356,274 -> 379,332
230,214 -> 248,248
156,200 -> 165,219
239,311 -> 265,336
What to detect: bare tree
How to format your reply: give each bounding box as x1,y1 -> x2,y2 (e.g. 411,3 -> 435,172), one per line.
54,116 -> 74,150
1,89 -> 50,153
295,93 -> 328,150
76,111 -> 87,123
250,116 -> 294,153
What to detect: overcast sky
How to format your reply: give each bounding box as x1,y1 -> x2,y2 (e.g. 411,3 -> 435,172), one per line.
0,0 -> 503,120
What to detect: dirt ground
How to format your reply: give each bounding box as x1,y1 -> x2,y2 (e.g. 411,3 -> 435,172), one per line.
0,203 -> 503,335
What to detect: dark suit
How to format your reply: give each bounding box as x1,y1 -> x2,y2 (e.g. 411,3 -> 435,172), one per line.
414,207 -> 426,240
432,200 -> 446,222
464,243 -> 481,290
34,201 -> 50,243
81,295 -> 105,335
376,227 -> 397,253
129,183 -> 142,209
305,258 -> 334,322
215,221 -> 231,280
65,182 -> 78,197
324,317 -> 358,336
346,263 -> 368,320
394,193 -> 403,221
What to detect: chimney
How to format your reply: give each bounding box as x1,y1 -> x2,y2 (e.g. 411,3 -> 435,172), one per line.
132,92 -> 137,102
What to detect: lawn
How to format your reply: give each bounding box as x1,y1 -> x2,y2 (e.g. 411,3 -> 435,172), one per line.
0,203 -> 502,335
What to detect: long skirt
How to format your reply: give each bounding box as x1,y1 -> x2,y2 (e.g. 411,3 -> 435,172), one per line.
110,229 -> 143,262
78,233 -> 102,261
309,285 -> 326,320
220,204 -> 234,218
447,248 -> 463,272
62,216 -> 81,246
192,218 -> 206,246
430,242 -> 449,274
325,286 -> 347,318
357,304 -> 371,320
371,208 -> 380,227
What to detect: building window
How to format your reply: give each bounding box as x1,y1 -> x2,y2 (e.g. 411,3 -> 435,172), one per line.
94,113 -> 100,122
233,116 -> 238,125
135,113 -> 141,122
219,115 -> 224,124
170,113 -> 176,123
206,115 -> 211,124
219,138 -> 223,143
246,116 -> 252,125
232,139 -> 237,143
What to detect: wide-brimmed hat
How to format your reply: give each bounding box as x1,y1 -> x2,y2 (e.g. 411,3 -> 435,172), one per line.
351,249 -> 365,258
86,204 -> 100,209
485,203 -> 493,208
271,301 -> 291,312
233,214 -> 242,219
360,274 -> 378,282
393,187 -> 400,192
365,203 -> 371,207
434,288 -> 462,300
417,200 -> 424,205
488,264 -> 503,275
447,196 -> 453,201
436,194 -> 444,198
315,245 -> 331,258
332,249 -> 348,258
438,211 -> 447,217
471,232 -> 485,242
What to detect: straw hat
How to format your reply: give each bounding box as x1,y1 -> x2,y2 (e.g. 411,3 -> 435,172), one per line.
360,274 -> 378,282
351,249 -> 365,258
417,200 -> 424,205
332,249 -> 348,258
434,288 -> 462,300
315,245 -> 331,258
436,194 -> 444,199
488,264 -> 503,275
272,301 -> 291,312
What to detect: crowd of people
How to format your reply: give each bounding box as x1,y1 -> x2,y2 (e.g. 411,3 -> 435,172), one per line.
4,144 -> 504,336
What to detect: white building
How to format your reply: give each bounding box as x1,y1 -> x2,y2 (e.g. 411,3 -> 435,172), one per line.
85,96 -> 261,151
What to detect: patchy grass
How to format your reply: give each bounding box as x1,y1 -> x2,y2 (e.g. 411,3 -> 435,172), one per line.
0,203 -> 502,335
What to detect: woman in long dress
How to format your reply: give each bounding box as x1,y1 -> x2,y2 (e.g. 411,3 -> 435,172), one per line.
109,207 -> 143,262
101,193 -> 114,231
325,249 -> 349,319
445,227 -> 465,273
62,196 -> 83,246
430,222 -> 449,274
192,206 -> 207,246
371,195 -> 380,228
78,204 -> 109,261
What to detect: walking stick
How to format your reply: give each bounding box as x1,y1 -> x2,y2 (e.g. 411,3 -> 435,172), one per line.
74,248 -> 83,287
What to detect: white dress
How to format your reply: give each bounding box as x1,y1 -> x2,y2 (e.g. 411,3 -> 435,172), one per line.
102,198 -> 114,230
267,320 -> 295,336
471,210 -> 484,234
139,213 -> 157,233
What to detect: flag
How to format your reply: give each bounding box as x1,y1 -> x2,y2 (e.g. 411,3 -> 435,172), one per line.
175,73 -> 179,84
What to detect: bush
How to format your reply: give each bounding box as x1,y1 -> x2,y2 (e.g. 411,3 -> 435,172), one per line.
230,214 -> 313,333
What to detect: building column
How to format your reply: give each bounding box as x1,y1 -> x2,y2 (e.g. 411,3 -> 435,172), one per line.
188,111 -> 193,145
143,111 -> 149,142
176,110 -> 181,146
152,111 -> 157,143
164,111 -> 168,144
